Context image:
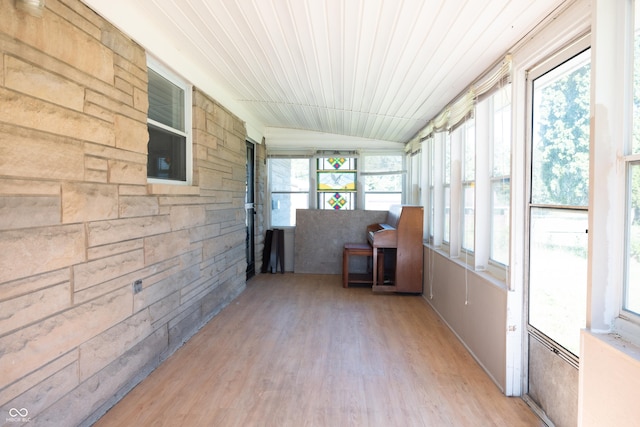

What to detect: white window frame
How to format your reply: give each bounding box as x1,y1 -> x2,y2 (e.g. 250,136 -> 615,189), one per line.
461,119 -> 476,256
430,132 -> 446,249
267,156 -> 311,227
623,160 -> 640,318
590,0 -> 633,339
406,145 -> 422,207
442,132 -> 452,252
423,90 -> 512,280
620,0 -> 640,329
477,84 -> 513,278
146,56 -> 193,186
424,136 -> 436,243
268,152 -> 411,221
360,152 -> 405,211
489,86 -> 512,268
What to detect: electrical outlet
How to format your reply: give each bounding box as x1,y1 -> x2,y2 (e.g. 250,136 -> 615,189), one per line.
133,279 -> 142,294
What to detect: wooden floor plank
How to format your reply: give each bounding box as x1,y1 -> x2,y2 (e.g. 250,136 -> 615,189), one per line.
93,273 -> 543,426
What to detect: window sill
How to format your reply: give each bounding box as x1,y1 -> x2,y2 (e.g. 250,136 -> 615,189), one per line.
613,316 -> 640,349
423,242 -> 509,291
147,183 -> 200,196
583,329 -> 640,365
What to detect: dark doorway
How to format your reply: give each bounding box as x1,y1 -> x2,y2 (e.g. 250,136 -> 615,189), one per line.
246,141 -> 256,279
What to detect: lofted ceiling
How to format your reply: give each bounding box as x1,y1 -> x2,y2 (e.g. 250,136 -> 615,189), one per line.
82,0 -> 566,147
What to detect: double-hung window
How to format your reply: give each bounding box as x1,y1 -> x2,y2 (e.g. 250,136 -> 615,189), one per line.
489,85 -> 512,266
627,162 -> 640,315
461,120 -> 476,253
443,133 -> 451,245
421,57 -> 511,277
624,3 -> 640,316
147,58 -> 192,183
426,136 -> 436,243
269,158 -> 310,226
362,154 -> 403,210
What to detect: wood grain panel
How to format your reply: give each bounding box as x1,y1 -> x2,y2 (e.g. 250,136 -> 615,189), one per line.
94,273 -> 542,426
84,0 -> 564,143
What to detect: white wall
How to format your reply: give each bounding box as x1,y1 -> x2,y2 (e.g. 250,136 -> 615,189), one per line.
579,1 -> 640,425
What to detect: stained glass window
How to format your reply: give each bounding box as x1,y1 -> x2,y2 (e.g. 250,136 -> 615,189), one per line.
317,172 -> 356,191
317,157 -> 357,209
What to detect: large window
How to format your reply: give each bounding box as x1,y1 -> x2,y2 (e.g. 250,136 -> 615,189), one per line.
362,154 -> 403,210
528,47 -> 590,356
426,137 -> 435,242
443,133 -> 451,244
489,85 -> 512,266
624,4 -> 640,316
147,59 -> 191,183
461,120 -> 476,252
627,162 -> 640,314
269,158 -> 310,226
268,152 -> 404,227
422,59 -> 512,277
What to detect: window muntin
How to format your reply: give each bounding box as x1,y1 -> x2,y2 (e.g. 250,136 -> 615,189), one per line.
147,64 -> 191,183
270,158 -> 310,226
362,154 -> 403,210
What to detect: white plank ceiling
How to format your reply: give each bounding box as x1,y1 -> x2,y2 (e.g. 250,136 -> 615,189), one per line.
82,0 -> 566,145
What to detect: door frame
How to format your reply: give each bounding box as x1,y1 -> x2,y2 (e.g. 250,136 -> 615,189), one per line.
521,34 -> 590,425
246,140 -> 256,279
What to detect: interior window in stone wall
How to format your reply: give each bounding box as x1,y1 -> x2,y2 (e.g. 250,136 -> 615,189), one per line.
147,62 -> 192,183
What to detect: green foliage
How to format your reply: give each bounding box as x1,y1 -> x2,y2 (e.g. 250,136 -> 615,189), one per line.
535,62 -> 591,207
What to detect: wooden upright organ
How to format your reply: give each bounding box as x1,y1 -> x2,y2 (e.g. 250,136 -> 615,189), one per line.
366,205 -> 424,293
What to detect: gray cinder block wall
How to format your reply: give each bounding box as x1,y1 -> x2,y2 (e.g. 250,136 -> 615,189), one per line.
0,0 -> 253,424
294,209 -> 388,274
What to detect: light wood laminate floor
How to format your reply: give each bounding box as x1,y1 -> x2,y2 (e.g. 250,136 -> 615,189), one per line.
94,273 -> 543,426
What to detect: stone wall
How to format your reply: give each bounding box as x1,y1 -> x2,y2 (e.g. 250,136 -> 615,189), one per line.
0,0 -> 251,425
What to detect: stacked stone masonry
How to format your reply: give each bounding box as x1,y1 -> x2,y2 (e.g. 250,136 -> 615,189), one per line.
0,0 -> 252,425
